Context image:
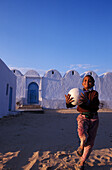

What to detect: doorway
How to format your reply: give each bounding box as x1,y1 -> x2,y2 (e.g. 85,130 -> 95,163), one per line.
28,82 -> 39,104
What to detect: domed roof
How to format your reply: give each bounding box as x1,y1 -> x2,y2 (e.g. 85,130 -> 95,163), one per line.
80,71 -> 98,79
24,70 -> 40,77
11,69 -> 23,76
44,69 -> 62,79
99,72 -> 112,78
63,70 -> 80,78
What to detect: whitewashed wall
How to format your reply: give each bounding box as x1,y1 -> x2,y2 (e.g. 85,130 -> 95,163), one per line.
13,68 -> 112,109
13,69 -> 26,104
63,70 -> 82,94
99,72 -> 112,109
0,59 -> 16,118
42,70 -> 65,109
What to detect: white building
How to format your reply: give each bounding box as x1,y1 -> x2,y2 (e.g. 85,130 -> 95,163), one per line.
1,58 -> 111,115
0,59 -> 16,118
12,68 -> 112,109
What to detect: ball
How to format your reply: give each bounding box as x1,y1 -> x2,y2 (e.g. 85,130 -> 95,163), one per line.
68,88 -> 84,105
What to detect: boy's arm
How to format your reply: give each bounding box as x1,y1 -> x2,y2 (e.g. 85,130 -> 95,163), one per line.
88,92 -> 99,110
78,91 -> 99,110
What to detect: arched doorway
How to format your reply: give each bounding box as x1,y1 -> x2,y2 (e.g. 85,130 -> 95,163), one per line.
28,82 -> 39,104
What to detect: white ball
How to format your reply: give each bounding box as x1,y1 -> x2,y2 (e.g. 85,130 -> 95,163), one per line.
68,88 -> 84,105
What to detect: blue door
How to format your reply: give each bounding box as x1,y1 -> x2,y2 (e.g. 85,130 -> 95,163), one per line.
28,83 -> 39,104
9,87 -> 13,111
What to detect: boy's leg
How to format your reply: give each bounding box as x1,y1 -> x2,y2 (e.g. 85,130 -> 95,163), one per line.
81,144 -> 92,163
77,114 -> 89,149
81,117 -> 99,163
76,115 -> 90,169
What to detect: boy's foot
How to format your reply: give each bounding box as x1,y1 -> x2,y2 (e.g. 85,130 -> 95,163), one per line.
75,161 -> 84,170
77,146 -> 84,157
75,164 -> 84,170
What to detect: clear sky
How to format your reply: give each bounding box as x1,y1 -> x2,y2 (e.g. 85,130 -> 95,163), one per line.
0,0 -> 112,76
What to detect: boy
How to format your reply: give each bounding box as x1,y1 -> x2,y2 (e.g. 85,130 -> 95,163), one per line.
65,75 -> 99,170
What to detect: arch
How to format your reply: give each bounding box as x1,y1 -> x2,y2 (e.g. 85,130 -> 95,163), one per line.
44,69 -> 62,79
63,70 -> 81,94
99,72 -> 112,78
63,70 -> 80,78
80,71 -> 98,79
11,69 -> 23,76
27,82 -> 39,104
25,70 -> 40,77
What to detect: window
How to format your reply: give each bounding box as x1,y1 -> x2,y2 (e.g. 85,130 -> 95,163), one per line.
6,84 -> 9,95
9,87 -> 13,111
52,71 -> 54,74
72,71 -> 74,75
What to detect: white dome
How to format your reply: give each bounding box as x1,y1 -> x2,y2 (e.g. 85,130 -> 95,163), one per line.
44,69 -> 62,79
12,69 -> 23,76
63,70 -> 80,78
24,70 -> 40,77
80,71 -> 98,79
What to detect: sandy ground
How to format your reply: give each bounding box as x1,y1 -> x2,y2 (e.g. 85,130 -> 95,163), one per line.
0,109 -> 112,170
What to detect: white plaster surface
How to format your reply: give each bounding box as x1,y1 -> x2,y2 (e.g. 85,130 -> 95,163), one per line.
63,70 -> 82,95
99,72 -> 112,109
12,69 -> 23,76
0,59 -> 16,118
44,69 -> 62,79
25,70 -> 40,77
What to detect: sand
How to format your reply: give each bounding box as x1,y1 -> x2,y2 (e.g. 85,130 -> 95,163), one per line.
0,109 -> 112,170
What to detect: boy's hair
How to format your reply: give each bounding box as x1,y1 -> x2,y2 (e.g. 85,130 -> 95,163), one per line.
83,75 -> 95,86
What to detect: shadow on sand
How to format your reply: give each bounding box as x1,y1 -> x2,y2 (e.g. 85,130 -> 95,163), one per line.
0,110 -> 112,169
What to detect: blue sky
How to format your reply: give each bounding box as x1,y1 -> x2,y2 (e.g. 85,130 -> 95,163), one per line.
0,0 -> 112,76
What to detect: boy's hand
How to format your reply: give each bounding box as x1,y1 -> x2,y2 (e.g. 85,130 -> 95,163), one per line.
78,92 -> 90,105
65,94 -> 74,104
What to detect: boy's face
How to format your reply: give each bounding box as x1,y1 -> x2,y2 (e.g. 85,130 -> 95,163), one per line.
82,76 -> 94,90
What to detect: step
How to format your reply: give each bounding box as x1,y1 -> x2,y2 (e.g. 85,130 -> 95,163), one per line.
17,104 -> 44,113
18,104 -> 42,109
